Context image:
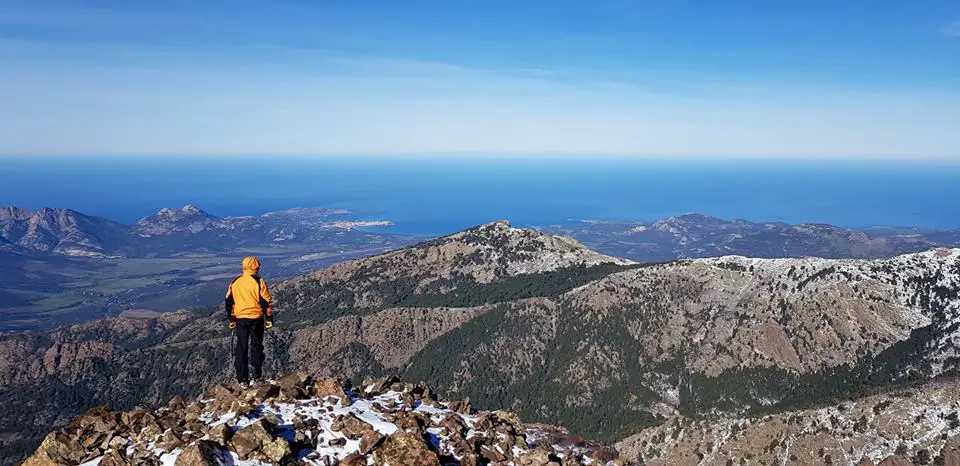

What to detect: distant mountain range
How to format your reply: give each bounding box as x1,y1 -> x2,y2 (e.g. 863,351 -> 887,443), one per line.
544,213 -> 960,262
2,222 -> 959,464
5,206 -> 959,262
0,205 -> 393,258
0,205 -> 416,332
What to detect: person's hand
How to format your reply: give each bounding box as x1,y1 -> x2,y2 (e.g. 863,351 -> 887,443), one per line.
265,321 -> 273,330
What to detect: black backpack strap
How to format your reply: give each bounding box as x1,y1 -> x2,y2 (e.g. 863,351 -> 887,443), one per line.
252,275 -> 270,315
225,275 -> 243,320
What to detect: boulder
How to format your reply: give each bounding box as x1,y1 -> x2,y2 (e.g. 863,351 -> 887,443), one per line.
207,423 -> 232,446
208,384 -> 237,402
20,449 -> 61,466
276,373 -> 306,399
230,420 -> 273,459
261,438 -> 292,463
175,440 -> 223,466
374,432 -> 441,466
447,398 -> 472,415
314,377 -> 352,406
362,375 -> 400,397
331,413 -> 375,439
480,444 -> 507,462
244,383 -> 280,403
167,395 -> 187,410
22,432 -> 84,465
98,449 -> 131,466
359,430 -> 384,454
341,452 -> 367,466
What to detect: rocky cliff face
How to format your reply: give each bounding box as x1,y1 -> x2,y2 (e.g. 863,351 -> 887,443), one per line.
3,224 -> 959,465
23,374 -> 624,466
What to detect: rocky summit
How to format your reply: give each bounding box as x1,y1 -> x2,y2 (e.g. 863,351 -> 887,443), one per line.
23,374 -> 624,466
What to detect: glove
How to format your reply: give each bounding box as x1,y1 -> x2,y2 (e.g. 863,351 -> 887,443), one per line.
265,321 -> 273,330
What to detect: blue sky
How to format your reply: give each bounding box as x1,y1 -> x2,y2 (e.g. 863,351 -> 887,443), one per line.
1,0 -> 958,158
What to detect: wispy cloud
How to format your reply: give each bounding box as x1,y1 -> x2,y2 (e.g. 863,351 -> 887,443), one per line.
942,21 -> 960,37
0,42 -> 957,160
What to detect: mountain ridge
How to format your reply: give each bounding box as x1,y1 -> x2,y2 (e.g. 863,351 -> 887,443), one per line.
0,204 -> 396,258
2,224 -> 959,464
5,205 -> 960,261
545,213 -> 960,262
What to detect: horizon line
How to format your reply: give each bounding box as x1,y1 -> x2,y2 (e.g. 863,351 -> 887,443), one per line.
2,153 -> 960,164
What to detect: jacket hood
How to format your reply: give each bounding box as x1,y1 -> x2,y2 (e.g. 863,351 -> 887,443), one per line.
242,256 -> 260,275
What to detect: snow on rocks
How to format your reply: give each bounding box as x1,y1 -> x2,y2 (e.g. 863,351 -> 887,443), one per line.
23,374 -> 627,466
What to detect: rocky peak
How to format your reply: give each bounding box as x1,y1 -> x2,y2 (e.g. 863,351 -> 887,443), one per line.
651,213 -> 731,234
0,208 -> 127,255
23,374 -> 627,466
287,222 -> 633,313
28,208 -> 76,234
135,205 -> 219,237
0,206 -> 32,221
180,204 -> 205,215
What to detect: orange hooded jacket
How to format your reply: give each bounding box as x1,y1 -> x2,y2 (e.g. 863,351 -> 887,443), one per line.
225,256 -> 273,320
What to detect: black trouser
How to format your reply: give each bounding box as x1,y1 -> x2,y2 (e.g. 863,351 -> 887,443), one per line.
234,318 -> 264,383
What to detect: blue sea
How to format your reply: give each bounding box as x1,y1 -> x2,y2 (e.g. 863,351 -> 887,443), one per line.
1,156 -> 958,236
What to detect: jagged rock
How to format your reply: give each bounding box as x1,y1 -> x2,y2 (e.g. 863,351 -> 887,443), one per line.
261,438 -> 292,463
394,410 -> 425,432
362,375 -> 400,397
21,373 -> 629,466
341,452 -> 367,466
359,430 -> 384,454
98,448 -> 130,466
331,413 -> 375,439
107,434 -> 128,451
314,377 -> 352,406
374,432 -> 440,466
209,384 -> 237,402
167,395 -> 186,410
23,432 -> 84,465
480,443 -> 507,462
438,414 -> 467,439
230,420 -> 273,459
21,448 -> 60,466
175,440 -> 223,466
244,383 -> 280,403
276,373 -> 306,399
447,397 -> 472,414
207,423 -> 232,445
459,453 -> 480,466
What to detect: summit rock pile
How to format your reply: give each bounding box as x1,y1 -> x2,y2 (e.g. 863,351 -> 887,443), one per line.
23,374 -> 626,466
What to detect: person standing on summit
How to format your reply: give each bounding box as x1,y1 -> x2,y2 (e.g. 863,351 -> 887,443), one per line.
225,256 -> 274,386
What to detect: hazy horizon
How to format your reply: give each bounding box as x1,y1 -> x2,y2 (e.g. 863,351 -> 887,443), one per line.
3,156 -> 959,234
